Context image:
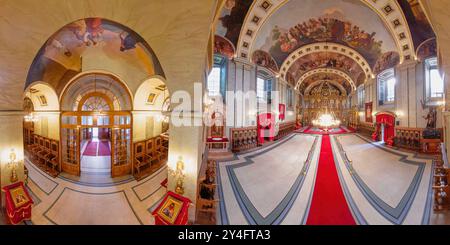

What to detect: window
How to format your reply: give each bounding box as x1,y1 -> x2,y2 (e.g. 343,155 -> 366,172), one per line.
287,87 -> 293,107
425,57 -> 444,100
207,55 -> 228,99
378,68 -> 396,105
38,95 -> 47,106
357,86 -> 365,108
207,67 -> 221,97
257,77 -> 266,102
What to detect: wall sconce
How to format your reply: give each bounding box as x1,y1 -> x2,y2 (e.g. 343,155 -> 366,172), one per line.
7,149 -> 18,183
169,156 -> 185,195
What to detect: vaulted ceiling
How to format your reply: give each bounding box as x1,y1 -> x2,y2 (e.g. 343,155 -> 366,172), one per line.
214,0 -> 436,94
0,0 -> 216,111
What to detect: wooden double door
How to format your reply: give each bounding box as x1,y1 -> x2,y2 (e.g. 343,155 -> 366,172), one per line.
60,112 -> 132,177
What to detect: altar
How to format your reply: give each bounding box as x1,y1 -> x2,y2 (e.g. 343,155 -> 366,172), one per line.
206,137 -> 229,151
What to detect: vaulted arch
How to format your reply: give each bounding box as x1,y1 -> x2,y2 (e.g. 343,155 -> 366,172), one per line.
235,0 -> 414,65
295,68 -> 356,92
281,43 -> 374,82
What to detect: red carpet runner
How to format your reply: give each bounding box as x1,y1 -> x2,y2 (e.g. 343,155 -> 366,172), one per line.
98,141 -> 111,156
306,134 -> 356,225
83,141 -> 98,156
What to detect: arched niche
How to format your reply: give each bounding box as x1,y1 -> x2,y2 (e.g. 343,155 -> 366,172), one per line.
134,76 -> 170,111
60,72 -> 133,112
24,82 -> 60,111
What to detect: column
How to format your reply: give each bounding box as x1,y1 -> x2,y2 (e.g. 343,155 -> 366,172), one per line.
0,111 -> 25,208
396,60 -> 419,127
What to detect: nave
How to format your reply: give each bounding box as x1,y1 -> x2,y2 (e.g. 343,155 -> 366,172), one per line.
1,0 -> 450,227
218,131 -> 434,225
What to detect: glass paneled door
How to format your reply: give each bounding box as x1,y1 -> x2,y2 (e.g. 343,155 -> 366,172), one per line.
61,126 -> 80,176
61,111 -> 132,178
111,115 -> 132,177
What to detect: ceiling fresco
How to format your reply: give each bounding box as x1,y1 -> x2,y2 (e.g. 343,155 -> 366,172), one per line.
285,52 -> 365,86
253,0 -> 398,71
417,38 -> 437,61
252,50 -> 279,72
216,0 -> 253,47
397,0 -> 436,50
26,18 -> 164,91
298,73 -> 352,95
214,35 -> 236,59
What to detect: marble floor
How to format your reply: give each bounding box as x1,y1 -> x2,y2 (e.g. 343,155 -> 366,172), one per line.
24,159 -> 168,225
9,132 -> 444,225
218,132 -> 439,225
218,134 -> 321,225
331,134 -> 433,225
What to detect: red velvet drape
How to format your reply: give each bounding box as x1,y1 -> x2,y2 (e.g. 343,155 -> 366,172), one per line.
376,114 -> 395,142
257,113 -> 275,144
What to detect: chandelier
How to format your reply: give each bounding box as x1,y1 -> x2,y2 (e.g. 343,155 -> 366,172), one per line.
312,113 -> 341,128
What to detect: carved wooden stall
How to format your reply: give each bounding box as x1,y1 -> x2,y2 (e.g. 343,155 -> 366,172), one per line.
394,127 -> 422,150
394,127 -> 443,153
133,135 -> 168,180
231,122 -> 296,152
25,135 -> 60,177
23,121 -> 35,154
275,121 -> 296,140
433,144 -> 450,211
195,160 -> 218,225
230,126 -> 258,152
357,122 -> 375,136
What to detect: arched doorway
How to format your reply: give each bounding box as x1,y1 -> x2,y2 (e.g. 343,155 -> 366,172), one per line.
373,111 -> 396,144
60,73 -> 133,178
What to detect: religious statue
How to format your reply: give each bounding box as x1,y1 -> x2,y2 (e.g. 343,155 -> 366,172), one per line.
421,100 -> 441,139
211,112 -> 224,137
423,107 -> 437,129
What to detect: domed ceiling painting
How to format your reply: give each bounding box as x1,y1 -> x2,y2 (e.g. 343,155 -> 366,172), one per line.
253,0 -> 400,74
26,18 -> 164,91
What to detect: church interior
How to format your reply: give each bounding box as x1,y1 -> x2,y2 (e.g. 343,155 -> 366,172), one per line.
1,0 -> 450,226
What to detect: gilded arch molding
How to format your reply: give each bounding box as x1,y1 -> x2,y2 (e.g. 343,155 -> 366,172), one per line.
236,0 -> 415,64
295,68 -> 356,92
281,43 -> 373,83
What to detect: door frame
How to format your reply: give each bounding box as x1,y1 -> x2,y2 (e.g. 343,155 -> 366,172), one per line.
60,110 -> 133,177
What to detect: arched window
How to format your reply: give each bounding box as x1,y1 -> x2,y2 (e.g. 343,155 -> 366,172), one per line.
82,96 -> 111,112
256,70 -> 273,104
357,85 -> 365,109
207,55 -> 227,97
425,57 -> 444,102
287,87 -> 293,107
378,68 -> 396,105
